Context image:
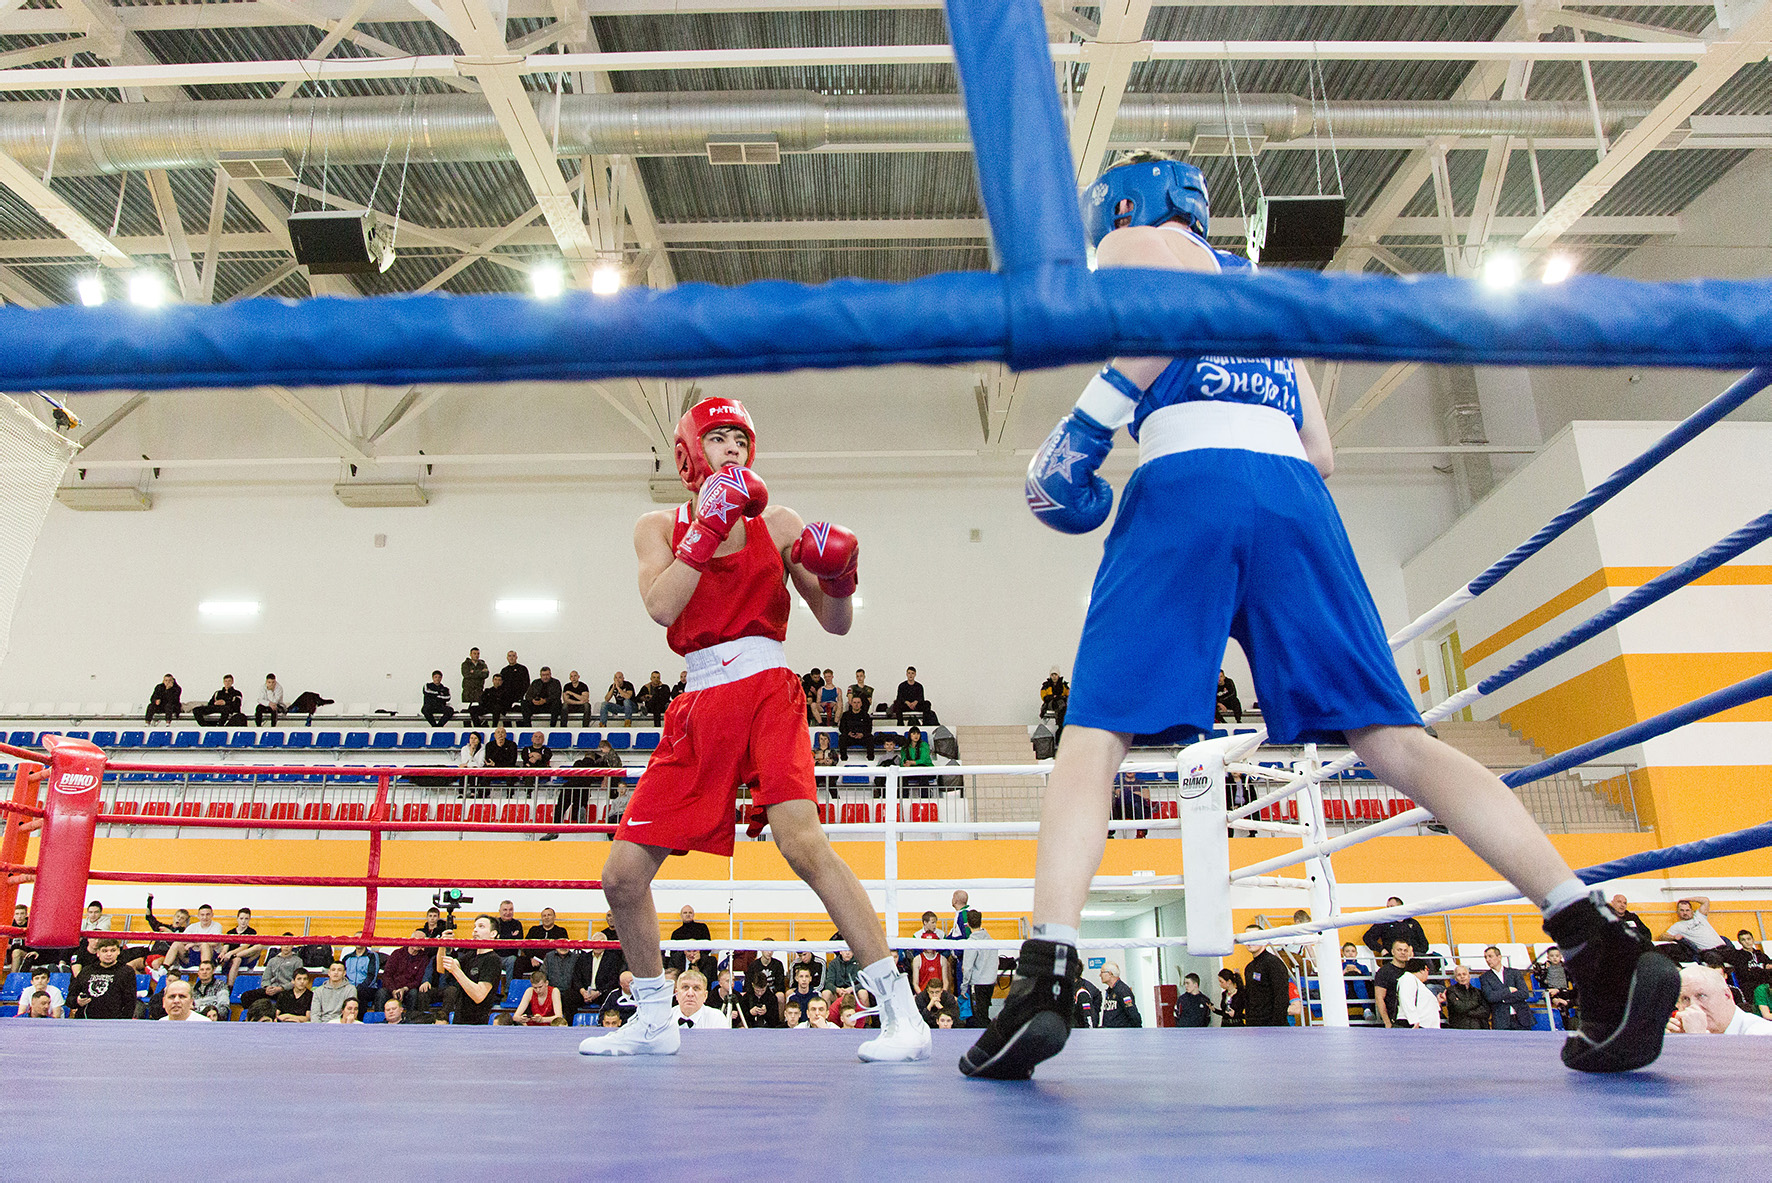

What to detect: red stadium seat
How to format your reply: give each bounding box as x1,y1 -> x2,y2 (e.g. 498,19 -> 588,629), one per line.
436,803 -> 463,823
1153,801 -> 1178,820
1354,799 -> 1383,821
268,802 -> 298,821
142,801 -> 171,816
1387,798 -> 1411,817
466,803 -> 495,823
534,803 -> 555,825
204,802 -> 235,819
172,801 -> 201,818
300,802 -> 333,822
816,803 -> 836,825
239,802 -> 267,820
500,803 -> 531,825
401,803 -> 429,822
1322,799 -> 1346,821
112,801 -> 140,816
335,803 -> 367,821
839,803 -> 867,826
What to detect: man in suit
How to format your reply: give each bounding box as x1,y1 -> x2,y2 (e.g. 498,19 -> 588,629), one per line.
1478,945 -> 1537,1030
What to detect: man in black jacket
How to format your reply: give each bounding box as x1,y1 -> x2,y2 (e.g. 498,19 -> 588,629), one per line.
891,666 -> 936,725
75,939 -> 138,1019
192,675 -> 244,727
668,906 -> 712,975
470,673 -> 512,727
1242,927 -> 1293,1026
500,651 -> 530,702
520,907 -> 570,978
1097,964 -> 1141,1027
145,674 -> 181,723
523,666 -> 564,727
839,694 -> 874,761
1610,894 -> 1654,945
1174,973 -> 1212,1027
1444,963 -> 1492,1029
421,671 -> 455,727
484,725 -> 520,787
1362,898 -> 1431,960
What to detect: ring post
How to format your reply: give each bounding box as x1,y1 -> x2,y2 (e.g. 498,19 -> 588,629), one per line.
0,761 -> 41,918
23,735 -> 107,949
1179,737 -> 1235,956
1299,745 -> 1349,1028
364,772 -> 391,939
883,767 -> 900,940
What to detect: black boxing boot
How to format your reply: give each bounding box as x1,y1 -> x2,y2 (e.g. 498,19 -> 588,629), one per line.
1544,892 -> 1681,1073
959,938 -> 1080,1080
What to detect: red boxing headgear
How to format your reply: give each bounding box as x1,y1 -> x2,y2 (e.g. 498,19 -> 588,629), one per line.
674,397 -> 757,490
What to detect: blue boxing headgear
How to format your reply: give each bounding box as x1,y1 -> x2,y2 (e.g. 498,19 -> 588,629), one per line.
1082,159 -> 1210,248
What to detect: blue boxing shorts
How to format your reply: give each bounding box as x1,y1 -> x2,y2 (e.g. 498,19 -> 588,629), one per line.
1068,407 -> 1422,745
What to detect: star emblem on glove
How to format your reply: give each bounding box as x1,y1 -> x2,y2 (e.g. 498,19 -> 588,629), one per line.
1040,436 -> 1086,481
700,485 -> 738,526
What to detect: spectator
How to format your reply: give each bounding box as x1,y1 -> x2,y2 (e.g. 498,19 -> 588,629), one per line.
342,945 -> 382,1009
1098,964 -> 1142,1028
1361,899 -> 1430,961
74,939 -> 137,1019
500,651 -> 530,702
485,725 -> 519,786
792,995 -> 834,1029
217,908 -> 264,985
419,907 -> 451,945
309,960 -> 354,1024
1478,946 -> 1536,1030
781,1001 -> 803,1029
736,969 -> 784,1028
668,906 -> 712,977
159,979 -> 211,1022
818,669 -> 840,725
293,938 -> 334,977
910,912 -> 948,993
275,970 -> 315,1021
837,998 -> 865,1029
522,732 -> 554,786
524,666 -> 564,727
1668,964 -> 1772,1036
542,945 -> 581,1023
492,900 -> 526,982
17,989 -> 56,1019
379,934 -> 432,1012
7,903 -> 26,973
471,674 -> 511,727
670,969 -> 730,1029
440,916 -> 503,1026
1241,928 -> 1291,1027
421,671 -> 455,727
960,910 -> 996,1028
890,666 -> 936,725
145,674 -> 181,723
709,968 -> 738,1016
190,960 -> 230,1017
457,730 -> 487,792
847,670 -> 874,714
1039,667 -> 1068,729
838,694 -> 874,762
255,673 -> 286,726
900,725 -> 935,794
1656,897 -> 1747,969
744,948 -> 786,999
1533,945 -> 1575,1027
599,671 -> 637,726
20,968 -> 63,1016
192,675 -> 245,727
822,943 -> 862,1006
1444,963 -> 1491,1029
514,969 -> 566,1026
916,977 -> 959,1027
1072,972 -> 1102,1027
1609,894 -> 1653,944
1174,973 -> 1212,1027
553,740 -> 620,836
640,671 -> 672,727
574,920 -> 624,1016
1213,969 -> 1245,1027
786,966 -> 820,1016
1396,959 -> 1440,1029
1737,930 -> 1771,969
1340,942 -> 1373,1019
812,732 -> 838,768
1216,670 -> 1244,723
788,948 -> 824,992
241,940 -> 302,1010
1371,938 -> 1414,1029
334,998 -> 362,1025
382,997 -> 407,1025
670,670 -> 687,701
520,907 -> 569,978
460,647 -> 489,708
83,900 -> 113,931
562,670 -> 593,727
164,902 -> 225,971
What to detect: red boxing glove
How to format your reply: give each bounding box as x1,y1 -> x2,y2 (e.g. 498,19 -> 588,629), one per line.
677,465 -> 769,570
792,522 -> 860,598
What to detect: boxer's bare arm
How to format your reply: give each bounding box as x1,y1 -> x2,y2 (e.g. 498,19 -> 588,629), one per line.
766,505 -> 852,636
1294,363 -> 1334,477
1095,224 -> 1219,387
635,510 -> 701,626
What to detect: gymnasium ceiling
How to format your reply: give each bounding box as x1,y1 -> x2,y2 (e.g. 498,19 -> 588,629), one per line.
2,1 -> 1768,486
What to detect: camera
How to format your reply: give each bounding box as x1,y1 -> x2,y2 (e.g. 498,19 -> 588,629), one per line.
432,888 -> 472,928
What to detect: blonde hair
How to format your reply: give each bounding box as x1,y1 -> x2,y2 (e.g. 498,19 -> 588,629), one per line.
677,968 -> 707,990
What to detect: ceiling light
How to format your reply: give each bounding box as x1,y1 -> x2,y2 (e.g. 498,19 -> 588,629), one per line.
127,270 -> 167,307
1480,252 -> 1521,290
1081,908 -> 1116,918
496,598 -> 559,616
76,274 -> 105,307
198,600 -> 260,618
851,594 -> 865,609
530,263 -> 565,299
590,265 -> 623,296
1541,254 -> 1576,285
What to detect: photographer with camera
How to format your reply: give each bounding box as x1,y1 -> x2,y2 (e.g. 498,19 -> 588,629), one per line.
439,914 -> 503,1026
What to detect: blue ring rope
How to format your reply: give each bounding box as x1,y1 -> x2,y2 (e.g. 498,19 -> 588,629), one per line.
1576,820 -> 1772,885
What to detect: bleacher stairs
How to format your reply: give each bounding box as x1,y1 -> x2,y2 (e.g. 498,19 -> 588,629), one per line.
956,726 -> 1044,824
1431,718 -> 1641,833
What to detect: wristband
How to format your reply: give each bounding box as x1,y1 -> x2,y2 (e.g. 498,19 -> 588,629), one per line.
674,521 -> 720,571
1075,366 -> 1142,430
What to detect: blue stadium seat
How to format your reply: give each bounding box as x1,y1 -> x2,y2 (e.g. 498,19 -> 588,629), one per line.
257,731 -> 284,748
502,977 -> 528,1008
363,1010 -> 386,1023
576,732 -> 601,749
285,731 -> 312,749
571,1010 -> 599,1026
1,972 -> 27,1002
400,732 -> 427,750
144,730 -> 171,748
202,730 -> 228,748
64,730 -> 89,741
315,731 -> 341,748
607,732 -> 630,750
370,732 -> 397,750
429,731 -> 458,749
90,730 -> 116,747
634,732 -> 660,751
231,731 -> 257,747
6,731 -> 33,746
343,732 -> 369,750
173,731 -> 200,748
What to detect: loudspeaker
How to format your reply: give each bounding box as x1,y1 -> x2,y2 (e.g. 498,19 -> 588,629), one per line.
288,209 -> 395,275
1259,196 -> 1346,265
1031,724 -> 1056,761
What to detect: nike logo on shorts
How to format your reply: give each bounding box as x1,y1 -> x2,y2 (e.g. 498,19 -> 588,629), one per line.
722,656 -> 738,666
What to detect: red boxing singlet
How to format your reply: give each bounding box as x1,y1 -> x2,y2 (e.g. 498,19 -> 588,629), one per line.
666,504 -> 791,656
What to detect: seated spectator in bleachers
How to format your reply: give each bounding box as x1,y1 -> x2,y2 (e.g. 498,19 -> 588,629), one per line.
241,939 -> 302,1010
599,671 -> 637,726
640,671 -> 672,728
382,997 -> 407,1025
460,647 -> 488,709
1668,964 -> 1772,1036
145,674 -> 182,723
332,998 -> 361,1024
421,671 -> 455,727
293,939 -> 334,977
522,731 -> 554,786
158,979 -> 210,1022
900,725 -> 936,794
823,944 -> 862,1006
163,902 -> 225,970
255,673 -> 286,726
1609,894 -> 1653,944
275,970 -> 315,1021
847,670 -> 873,714
83,900 -> 112,932
343,945 -> 381,1009
1039,667 -> 1069,729
458,730 -> 487,793
541,945 -> 580,1022
17,989 -> 54,1019
1339,942 -> 1372,1018
309,960 -> 354,1024
142,895 -> 187,966
890,667 -> 936,725
74,939 -> 138,1020
1174,973 -> 1212,1027
377,934 -> 432,1013
190,960 -> 231,1018
708,968 -> 738,1016
670,969 -> 730,1029
7,903 -> 26,973
741,948 -> 785,1000
492,900 -> 526,982
785,965 -> 819,1017
485,725 -> 519,786
1216,670 -> 1244,723
524,667 -> 565,727
812,732 -> 838,767
1531,946 -> 1575,1026
1361,899 -> 1430,961
520,908 -> 569,978
735,968 -> 783,1028
500,651 -> 530,701
19,968 -> 63,1017
562,670 -> 593,727
470,674 -> 512,727
217,908 -> 264,985
1478,946 -> 1535,1030
287,690 -> 333,724
439,916 -> 502,1026
1396,959 -> 1439,1029
916,976 -> 959,1028
243,998 -> 276,1022
795,995 -> 836,1029
192,674 -> 245,727
819,669 -> 840,725
514,969 -> 566,1026
838,694 -> 874,761
1656,897 -> 1749,969
1443,963 -> 1491,1029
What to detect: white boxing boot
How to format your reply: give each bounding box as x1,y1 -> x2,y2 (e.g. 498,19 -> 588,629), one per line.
856,957 -> 933,1063
577,975 -> 680,1056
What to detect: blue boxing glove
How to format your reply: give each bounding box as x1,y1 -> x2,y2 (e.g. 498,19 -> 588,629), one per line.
1024,366 -> 1142,534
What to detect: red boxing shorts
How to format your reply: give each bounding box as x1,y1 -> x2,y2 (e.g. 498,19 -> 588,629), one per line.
615,664 -> 817,857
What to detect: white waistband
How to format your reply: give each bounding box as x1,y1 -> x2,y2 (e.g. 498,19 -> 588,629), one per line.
684,635 -> 788,691
1137,401 -> 1307,467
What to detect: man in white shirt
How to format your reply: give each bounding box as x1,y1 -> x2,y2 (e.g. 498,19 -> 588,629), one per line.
17,969 -> 63,1017
1396,959 -> 1441,1029
159,979 -> 212,1021
1657,897 -> 1748,969
163,903 -> 226,970
799,996 -> 838,1029
1667,964 -> 1772,1036
961,910 -> 998,1028
669,969 -> 730,1029
83,901 -> 113,932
